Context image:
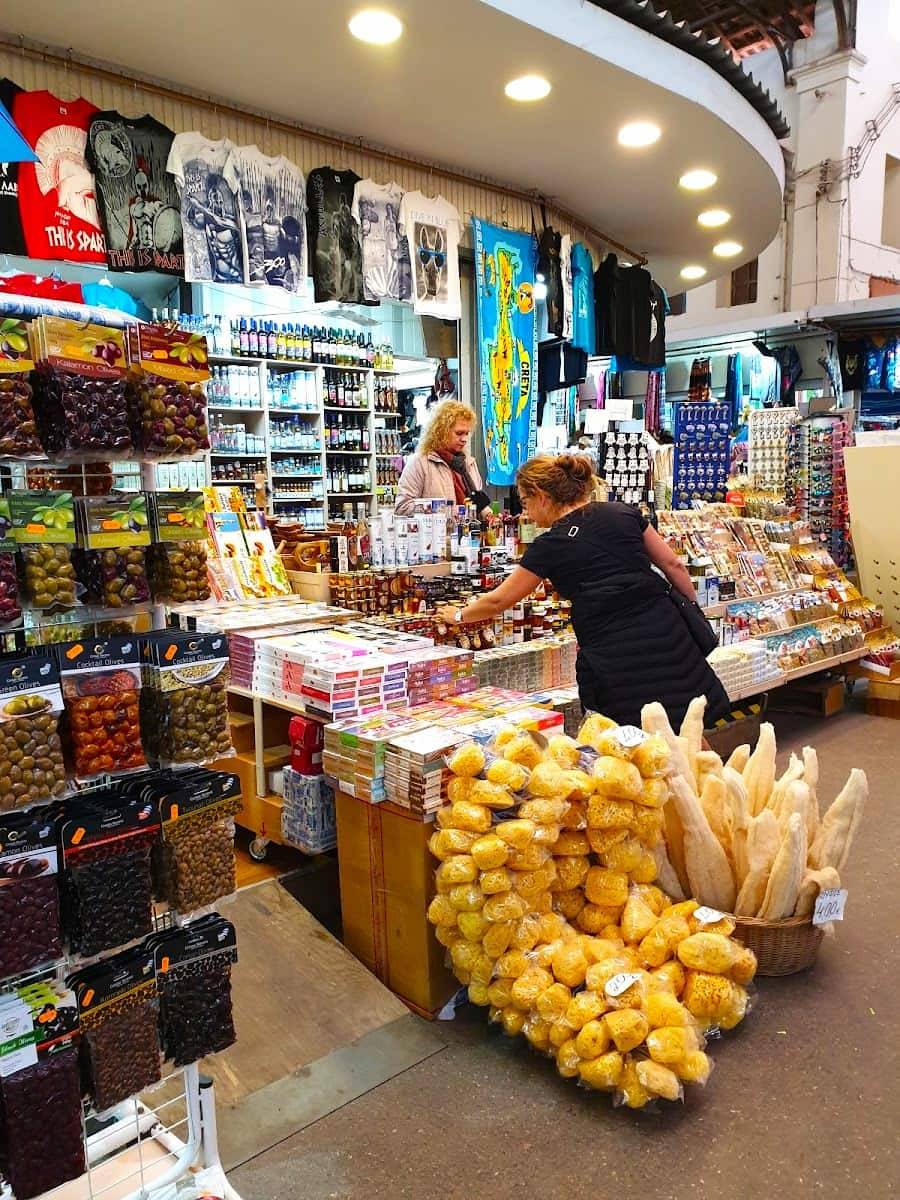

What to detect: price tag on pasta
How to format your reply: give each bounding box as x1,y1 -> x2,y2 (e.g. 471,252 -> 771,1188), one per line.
693,906 -> 726,925
613,726 -> 648,750
604,972 -> 642,998
812,888 -> 847,926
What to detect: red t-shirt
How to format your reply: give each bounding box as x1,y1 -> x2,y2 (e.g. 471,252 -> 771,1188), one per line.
13,91 -> 106,263
0,272 -> 84,301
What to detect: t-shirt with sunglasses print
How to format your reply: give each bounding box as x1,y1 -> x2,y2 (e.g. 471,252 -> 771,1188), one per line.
398,191 -> 461,320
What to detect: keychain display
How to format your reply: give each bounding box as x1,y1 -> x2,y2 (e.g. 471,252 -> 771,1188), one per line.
673,402 -> 730,508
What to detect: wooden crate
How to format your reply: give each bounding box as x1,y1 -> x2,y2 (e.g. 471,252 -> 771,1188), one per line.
865,676 -> 900,719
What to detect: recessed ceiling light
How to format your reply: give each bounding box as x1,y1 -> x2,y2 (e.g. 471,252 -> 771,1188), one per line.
698,208 -> 731,228
618,121 -> 661,148
505,75 -> 552,102
348,8 -> 403,45
680,168 -> 717,190
714,241 -> 743,257
680,265 -> 707,281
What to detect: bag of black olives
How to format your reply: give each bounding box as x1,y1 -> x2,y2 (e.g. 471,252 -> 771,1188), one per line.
0,810 -> 63,979
68,945 -> 161,1112
0,315 -> 42,458
150,913 -> 237,1067
30,316 -> 131,461
0,981 -> 85,1199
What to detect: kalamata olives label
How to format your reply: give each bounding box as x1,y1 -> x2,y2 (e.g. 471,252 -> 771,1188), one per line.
0,317 -> 34,372
129,324 -> 210,382
34,316 -> 126,379
78,494 -> 151,549
9,490 -> 76,545
0,812 -> 58,882
152,491 -> 208,542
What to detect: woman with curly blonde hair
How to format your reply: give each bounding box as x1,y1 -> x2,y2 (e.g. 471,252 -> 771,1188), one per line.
395,399 -> 492,518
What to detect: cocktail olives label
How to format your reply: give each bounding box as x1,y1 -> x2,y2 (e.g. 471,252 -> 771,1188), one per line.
57,637 -> 146,780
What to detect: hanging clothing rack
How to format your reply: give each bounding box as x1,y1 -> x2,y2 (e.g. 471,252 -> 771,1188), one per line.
0,35 -> 648,266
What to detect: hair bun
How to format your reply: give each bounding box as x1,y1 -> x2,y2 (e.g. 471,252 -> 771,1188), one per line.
559,454 -> 591,480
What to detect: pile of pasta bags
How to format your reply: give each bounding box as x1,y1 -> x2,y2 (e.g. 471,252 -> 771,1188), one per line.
427,713 -> 757,1109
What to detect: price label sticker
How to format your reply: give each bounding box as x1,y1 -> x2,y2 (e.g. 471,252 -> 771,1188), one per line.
614,725 -> 649,750
605,971 -> 642,998
693,906 -> 726,925
812,888 -> 847,926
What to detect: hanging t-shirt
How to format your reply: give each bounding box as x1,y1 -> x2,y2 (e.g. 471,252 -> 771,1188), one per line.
0,79 -> 26,255
594,253 -> 618,356
167,134 -> 243,284
560,234 -> 574,341
351,179 -> 411,302
306,167 -> 366,303
0,272 -> 83,301
644,282 -> 668,368
398,191 -> 461,319
617,264 -> 653,362
85,111 -> 182,274
570,241 -> 595,355
223,146 -> 307,292
81,281 -> 142,316
538,225 -> 563,338
14,91 -> 106,263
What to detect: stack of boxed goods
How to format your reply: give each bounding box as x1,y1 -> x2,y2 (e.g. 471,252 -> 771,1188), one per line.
473,637 -> 578,692
406,645 -> 478,706
708,640 -> 781,698
281,770 -> 337,853
168,597 -> 350,633
323,711 -> 432,802
384,726 -> 467,814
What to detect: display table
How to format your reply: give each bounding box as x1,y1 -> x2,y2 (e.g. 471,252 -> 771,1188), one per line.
335,790 -> 457,1019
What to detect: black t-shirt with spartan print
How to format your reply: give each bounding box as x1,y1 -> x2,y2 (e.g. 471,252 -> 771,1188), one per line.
306,167 -> 368,304
85,112 -> 183,273
0,78 -> 26,255
520,501 -> 651,601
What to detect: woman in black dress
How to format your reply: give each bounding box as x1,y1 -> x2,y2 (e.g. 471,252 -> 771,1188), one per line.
435,454 -> 729,729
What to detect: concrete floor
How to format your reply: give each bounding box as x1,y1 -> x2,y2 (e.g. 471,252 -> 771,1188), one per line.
230,701 -> 900,1200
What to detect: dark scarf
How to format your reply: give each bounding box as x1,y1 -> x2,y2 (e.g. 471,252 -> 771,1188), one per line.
437,448 -> 476,505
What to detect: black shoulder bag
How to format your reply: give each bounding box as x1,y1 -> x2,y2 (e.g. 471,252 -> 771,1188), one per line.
585,514 -> 719,657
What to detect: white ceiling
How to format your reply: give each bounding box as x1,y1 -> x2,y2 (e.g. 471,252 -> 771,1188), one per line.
0,0 -> 785,291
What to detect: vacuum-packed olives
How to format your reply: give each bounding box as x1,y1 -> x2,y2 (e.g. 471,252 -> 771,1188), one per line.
0,712 -> 67,812
19,544 -> 78,609
148,541 -> 210,603
75,547 -> 151,608
0,373 -> 42,457
131,376 -> 210,457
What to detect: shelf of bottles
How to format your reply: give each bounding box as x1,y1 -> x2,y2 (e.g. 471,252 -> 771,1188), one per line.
196,315 -> 399,526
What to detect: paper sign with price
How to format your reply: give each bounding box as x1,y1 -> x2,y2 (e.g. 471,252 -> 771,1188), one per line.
812,888 -> 848,926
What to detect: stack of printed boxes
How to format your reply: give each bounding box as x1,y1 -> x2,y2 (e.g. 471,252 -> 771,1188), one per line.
322,711 -> 432,802
384,726 -> 467,814
405,645 -> 477,707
